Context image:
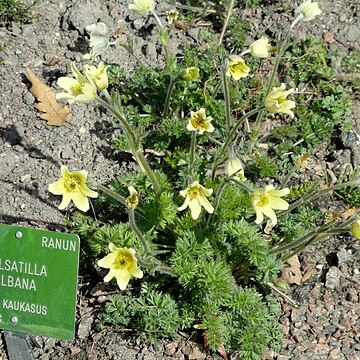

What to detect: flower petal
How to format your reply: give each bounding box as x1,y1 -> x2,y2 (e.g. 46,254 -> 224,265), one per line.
71,191 -> 90,212
58,193 -> 72,210
98,252 -> 117,268
115,270 -> 132,290
178,196 -> 190,211
189,199 -> 202,219
197,195 -> 214,214
260,205 -> 278,225
103,269 -> 117,282
48,179 -> 65,195
129,264 -> 143,279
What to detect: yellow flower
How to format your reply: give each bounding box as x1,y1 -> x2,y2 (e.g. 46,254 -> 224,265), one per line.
226,56 -> 250,80
166,9 -> 179,24
56,63 -> 97,104
182,67 -> 200,81
295,153 -> 311,169
97,243 -> 143,290
125,186 -> 139,209
178,181 -> 214,220
128,0 -> 155,16
225,158 -> 247,181
187,108 -> 214,134
296,0 -> 322,22
351,219 -> 360,239
251,185 -> 290,226
48,165 -> 98,212
84,62 -> 108,91
264,83 -> 296,118
249,37 -> 273,58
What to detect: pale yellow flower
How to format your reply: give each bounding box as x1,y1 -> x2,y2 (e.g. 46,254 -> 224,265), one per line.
225,158 -> 247,181
264,83 -> 296,118
98,243 -> 143,290
182,67 -> 200,81
166,9 -> 179,24
251,185 -> 290,226
249,37 -> 273,58
187,108 -> 214,134
84,62 -> 108,91
226,56 -> 250,80
48,165 -> 98,212
56,63 -> 97,104
125,186 -> 139,209
128,0 -> 155,16
296,0 -> 322,22
178,181 -> 214,220
350,219 -> 360,240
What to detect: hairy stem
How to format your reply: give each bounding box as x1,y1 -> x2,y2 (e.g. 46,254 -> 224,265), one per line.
96,96 -> 161,194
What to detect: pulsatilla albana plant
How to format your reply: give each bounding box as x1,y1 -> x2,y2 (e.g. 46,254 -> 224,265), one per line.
49,0 -> 360,358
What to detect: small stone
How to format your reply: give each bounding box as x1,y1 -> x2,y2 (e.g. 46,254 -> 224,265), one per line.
20,174 -> 32,184
345,24 -> 360,43
328,348 -> 340,360
60,148 -> 72,159
325,266 -> 342,289
336,249 -> 352,265
143,354 -> 156,360
79,127 -> 87,134
164,342 -> 178,356
315,263 -> 324,270
23,91 -> 35,105
77,315 -> 93,340
346,288 -> 359,303
133,19 -> 144,30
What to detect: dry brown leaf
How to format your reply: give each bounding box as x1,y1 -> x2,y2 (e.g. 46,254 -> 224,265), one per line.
280,255 -> 302,285
25,67 -> 72,126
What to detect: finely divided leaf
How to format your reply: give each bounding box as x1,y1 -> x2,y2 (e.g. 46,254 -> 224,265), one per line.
25,67 -> 72,126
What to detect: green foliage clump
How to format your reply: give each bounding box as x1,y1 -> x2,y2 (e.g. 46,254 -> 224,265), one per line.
0,0 -> 38,23
67,2 -> 359,359
96,289 -> 182,343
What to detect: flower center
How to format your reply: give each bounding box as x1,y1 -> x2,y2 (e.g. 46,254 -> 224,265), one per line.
258,194 -> 270,207
114,252 -> 133,270
191,114 -> 206,129
63,174 -> 83,193
231,62 -> 246,74
72,82 -> 86,96
188,186 -> 201,199
126,195 -> 139,209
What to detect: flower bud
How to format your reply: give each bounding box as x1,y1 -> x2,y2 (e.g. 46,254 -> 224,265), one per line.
181,67 -> 200,81
249,37 -> 273,58
351,219 -> 360,240
296,0 -> 322,22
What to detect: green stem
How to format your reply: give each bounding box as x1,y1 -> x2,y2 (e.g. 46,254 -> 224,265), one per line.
96,96 -> 161,194
230,177 -> 253,193
207,179 -> 227,223
222,58 -> 232,130
285,180 -> 360,214
96,184 -> 147,219
137,257 -> 176,277
270,215 -> 358,258
128,208 -> 148,251
280,166 -> 297,189
211,107 -> 263,179
218,0 -> 235,46
163,77 -> 176,117
189,131 -> 197,177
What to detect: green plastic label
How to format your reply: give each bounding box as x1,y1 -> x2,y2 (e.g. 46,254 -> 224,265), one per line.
0,224 -> 79,340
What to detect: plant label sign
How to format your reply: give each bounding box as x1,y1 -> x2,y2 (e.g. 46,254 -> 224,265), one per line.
0,224 -> 79,340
